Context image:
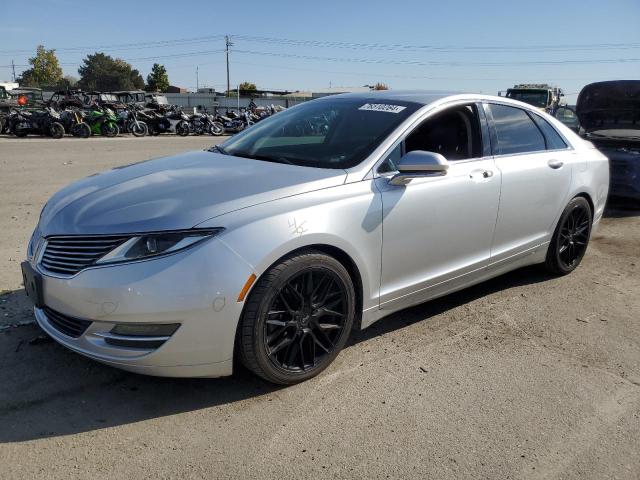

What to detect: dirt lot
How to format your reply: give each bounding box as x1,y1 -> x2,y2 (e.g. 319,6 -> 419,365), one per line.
1,136 -> 639,479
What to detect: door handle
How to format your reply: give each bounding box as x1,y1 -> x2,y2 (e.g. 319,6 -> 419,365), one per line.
548,159 -> 564,169
469,169 -> 494,181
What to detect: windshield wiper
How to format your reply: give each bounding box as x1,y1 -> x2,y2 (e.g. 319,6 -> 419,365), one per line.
230,152 -> 295,165
210,145 -> 227,155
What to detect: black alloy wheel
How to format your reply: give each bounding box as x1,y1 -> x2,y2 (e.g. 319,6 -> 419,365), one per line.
545,196 -> 592,275
238,250 -> 355,385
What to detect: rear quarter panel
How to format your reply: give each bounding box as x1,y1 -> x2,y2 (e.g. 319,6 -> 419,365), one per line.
547,117 -> 609,227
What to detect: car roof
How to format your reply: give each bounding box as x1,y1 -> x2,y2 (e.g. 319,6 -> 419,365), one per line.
321,90 -> 461,105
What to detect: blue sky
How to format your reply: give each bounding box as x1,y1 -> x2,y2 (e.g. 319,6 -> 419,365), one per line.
1,0 -> 639,102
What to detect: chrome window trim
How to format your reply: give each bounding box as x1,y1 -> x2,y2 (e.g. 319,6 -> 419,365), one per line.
482,101 -> 574,157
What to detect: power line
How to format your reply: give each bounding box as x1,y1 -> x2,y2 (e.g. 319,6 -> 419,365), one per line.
1,33 -> 639,56
0,35 -> 226,55
232,49 -> 640,67
231,34 -> 640,53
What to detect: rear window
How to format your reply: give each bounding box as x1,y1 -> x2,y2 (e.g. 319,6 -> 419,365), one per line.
489,104 -> 546,155
530,114 -> 568,150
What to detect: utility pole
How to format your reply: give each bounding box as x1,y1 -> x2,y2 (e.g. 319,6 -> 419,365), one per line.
225,35 -> 233,96
11,60 -> 16,82
196,66 -> 199,91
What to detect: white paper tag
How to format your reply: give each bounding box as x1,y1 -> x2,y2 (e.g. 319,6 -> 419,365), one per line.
358,103 -> 406,113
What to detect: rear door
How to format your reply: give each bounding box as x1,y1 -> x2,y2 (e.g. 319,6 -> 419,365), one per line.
485,103 -> 573,264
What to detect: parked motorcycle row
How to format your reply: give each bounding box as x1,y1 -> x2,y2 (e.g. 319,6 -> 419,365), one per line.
0,91 -> 286,139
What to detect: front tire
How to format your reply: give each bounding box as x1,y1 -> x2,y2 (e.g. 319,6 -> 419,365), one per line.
238,250 -> 356,385
210,122 -> 224,136
176,121 -> 190,136
545,196 -> 592,275
129,121 -> 147,137
73,122 -> 91,138
13,125 -> 28,137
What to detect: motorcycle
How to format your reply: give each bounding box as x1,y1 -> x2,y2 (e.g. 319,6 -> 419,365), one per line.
84,106 -> 119,137
194,108 -> 224,136
8,107 -> 65,139
117,107 -> 148,137
59,109 -> 91,138
214,109 -> 246,134
164,107 -> 190,136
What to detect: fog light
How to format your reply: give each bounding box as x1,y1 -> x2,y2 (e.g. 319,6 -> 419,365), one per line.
110,323 -> 180,337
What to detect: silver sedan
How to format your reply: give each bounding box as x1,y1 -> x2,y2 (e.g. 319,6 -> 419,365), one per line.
22,91 -> 609,384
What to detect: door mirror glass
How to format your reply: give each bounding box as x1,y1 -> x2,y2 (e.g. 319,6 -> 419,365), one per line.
390,150 -> 449,185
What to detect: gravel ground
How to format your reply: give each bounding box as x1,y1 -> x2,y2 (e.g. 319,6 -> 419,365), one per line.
0,136 -> 639,479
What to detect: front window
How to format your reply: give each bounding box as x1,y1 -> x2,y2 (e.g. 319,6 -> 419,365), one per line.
506,89 -> 549,109
219,98 -> 420,169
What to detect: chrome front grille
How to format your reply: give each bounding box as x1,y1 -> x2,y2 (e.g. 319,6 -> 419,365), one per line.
40,235 -> 129,276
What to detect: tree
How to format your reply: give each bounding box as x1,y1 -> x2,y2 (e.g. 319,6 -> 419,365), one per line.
77,53 -> 144,91
231,81 -> 257,96
239,81 -> 257,91
57,75 -> 78,89
146,63 -> 169,92
373,82 -> 389,90
18,45 -> 63,87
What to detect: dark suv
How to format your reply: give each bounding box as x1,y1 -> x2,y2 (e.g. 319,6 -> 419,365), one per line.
555,80 -> 640,202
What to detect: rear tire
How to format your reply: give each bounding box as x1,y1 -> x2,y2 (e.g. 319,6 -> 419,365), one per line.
77,122 -> 91,138
71,122 -> 91,138
238,250 -> 355,385
544,196 -> 592,275
101,122 -> 119,137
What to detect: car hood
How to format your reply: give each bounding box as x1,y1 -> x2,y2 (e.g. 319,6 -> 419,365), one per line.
576,80 -> 640,133
39,150 -> 347,236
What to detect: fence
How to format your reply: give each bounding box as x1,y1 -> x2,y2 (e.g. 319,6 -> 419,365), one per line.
163,93 -> 308,111
39,90 -> 310,111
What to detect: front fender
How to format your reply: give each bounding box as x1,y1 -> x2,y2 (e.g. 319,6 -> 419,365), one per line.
197,180 -> 383,314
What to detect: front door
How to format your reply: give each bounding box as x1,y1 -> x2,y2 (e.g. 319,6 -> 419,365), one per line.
376,103 -> 501,312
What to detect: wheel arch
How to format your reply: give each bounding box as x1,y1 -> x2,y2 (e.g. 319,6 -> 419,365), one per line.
574,191 -> 595,217
241,243 -> 364,328
232,243 -> 365,368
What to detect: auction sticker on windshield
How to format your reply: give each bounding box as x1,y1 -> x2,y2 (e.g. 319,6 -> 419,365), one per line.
358,103 -> 407,113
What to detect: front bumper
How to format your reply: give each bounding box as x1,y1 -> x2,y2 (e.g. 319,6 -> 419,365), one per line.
32,237 -> 254,377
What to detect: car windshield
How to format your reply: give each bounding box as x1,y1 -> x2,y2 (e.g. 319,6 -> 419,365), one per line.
506,90 -> 549,108
218,98 -> 420,169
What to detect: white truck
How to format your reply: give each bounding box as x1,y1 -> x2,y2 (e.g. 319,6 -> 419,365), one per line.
502,83 -> 565,113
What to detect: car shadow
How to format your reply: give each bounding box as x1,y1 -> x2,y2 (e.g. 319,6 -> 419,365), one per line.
0,265 -> 553,443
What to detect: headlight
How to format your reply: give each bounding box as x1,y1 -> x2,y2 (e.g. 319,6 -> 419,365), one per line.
27,226 -> 41,260
95,228 -> 223,265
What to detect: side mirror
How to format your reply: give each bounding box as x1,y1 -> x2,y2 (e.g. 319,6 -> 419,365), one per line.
553,106 -> 581,133
389,150 -> 449,186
